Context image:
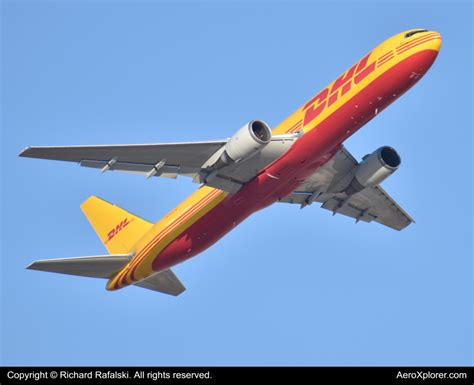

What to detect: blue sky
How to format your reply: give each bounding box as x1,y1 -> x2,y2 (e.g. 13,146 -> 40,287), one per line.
1,1 -> 472,366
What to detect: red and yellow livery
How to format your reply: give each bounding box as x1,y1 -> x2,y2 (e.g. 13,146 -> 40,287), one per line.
23,29 -> 441,295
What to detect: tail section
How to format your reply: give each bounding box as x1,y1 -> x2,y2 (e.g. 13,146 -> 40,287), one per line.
27,196 -> 186,296
80,196 -> 153,254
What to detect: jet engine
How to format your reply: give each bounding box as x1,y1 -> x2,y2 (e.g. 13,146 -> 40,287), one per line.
345,146 -> 401,195
219,120 -> 272,164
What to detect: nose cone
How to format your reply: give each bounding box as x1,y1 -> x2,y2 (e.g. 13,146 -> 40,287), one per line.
410,30 -> 441,52
421,31 -> 442,68
427,31 -> 442,52
407,31 -> 442,79
395,30 -> 442,68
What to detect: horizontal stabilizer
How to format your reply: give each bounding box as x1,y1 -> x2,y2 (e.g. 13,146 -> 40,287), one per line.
135,269 -> 185,296
27,254 -> 133,279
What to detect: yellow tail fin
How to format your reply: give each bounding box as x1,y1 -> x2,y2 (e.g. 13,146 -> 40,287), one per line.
80,196 -> 153,254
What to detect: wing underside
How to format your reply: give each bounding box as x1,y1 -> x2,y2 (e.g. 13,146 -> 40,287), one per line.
279,146 -> 414,231
19,136 -> 298,194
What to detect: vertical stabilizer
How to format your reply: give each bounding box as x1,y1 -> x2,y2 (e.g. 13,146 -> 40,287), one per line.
80,196 -> 153,254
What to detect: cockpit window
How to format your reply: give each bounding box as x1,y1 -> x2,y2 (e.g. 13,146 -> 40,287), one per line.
404,29 -> 428,38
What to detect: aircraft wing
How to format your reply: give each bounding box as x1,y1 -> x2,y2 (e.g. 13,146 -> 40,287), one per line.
19,141 -> 226,179
279,146 -> 414,231
19,136 -> 298,194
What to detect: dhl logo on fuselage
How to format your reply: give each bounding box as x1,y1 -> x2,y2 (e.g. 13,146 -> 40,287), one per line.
302,52 -> 375,127
105,218 -> 132,244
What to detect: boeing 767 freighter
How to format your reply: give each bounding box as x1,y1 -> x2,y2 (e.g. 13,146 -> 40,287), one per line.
20,29 -> 441,295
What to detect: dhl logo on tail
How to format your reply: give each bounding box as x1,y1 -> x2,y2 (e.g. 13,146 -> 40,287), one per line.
105,218 -> 133,244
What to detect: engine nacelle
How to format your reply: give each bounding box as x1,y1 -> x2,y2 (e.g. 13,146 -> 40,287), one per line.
345,146 -> 401,194
220,120 -> 272,164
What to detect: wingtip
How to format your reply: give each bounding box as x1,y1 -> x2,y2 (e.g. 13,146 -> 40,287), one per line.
18,146 -> 32,157
174,287 -> 186,296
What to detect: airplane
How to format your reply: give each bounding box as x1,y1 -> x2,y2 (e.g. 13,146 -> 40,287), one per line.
20,29 -> 442,296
